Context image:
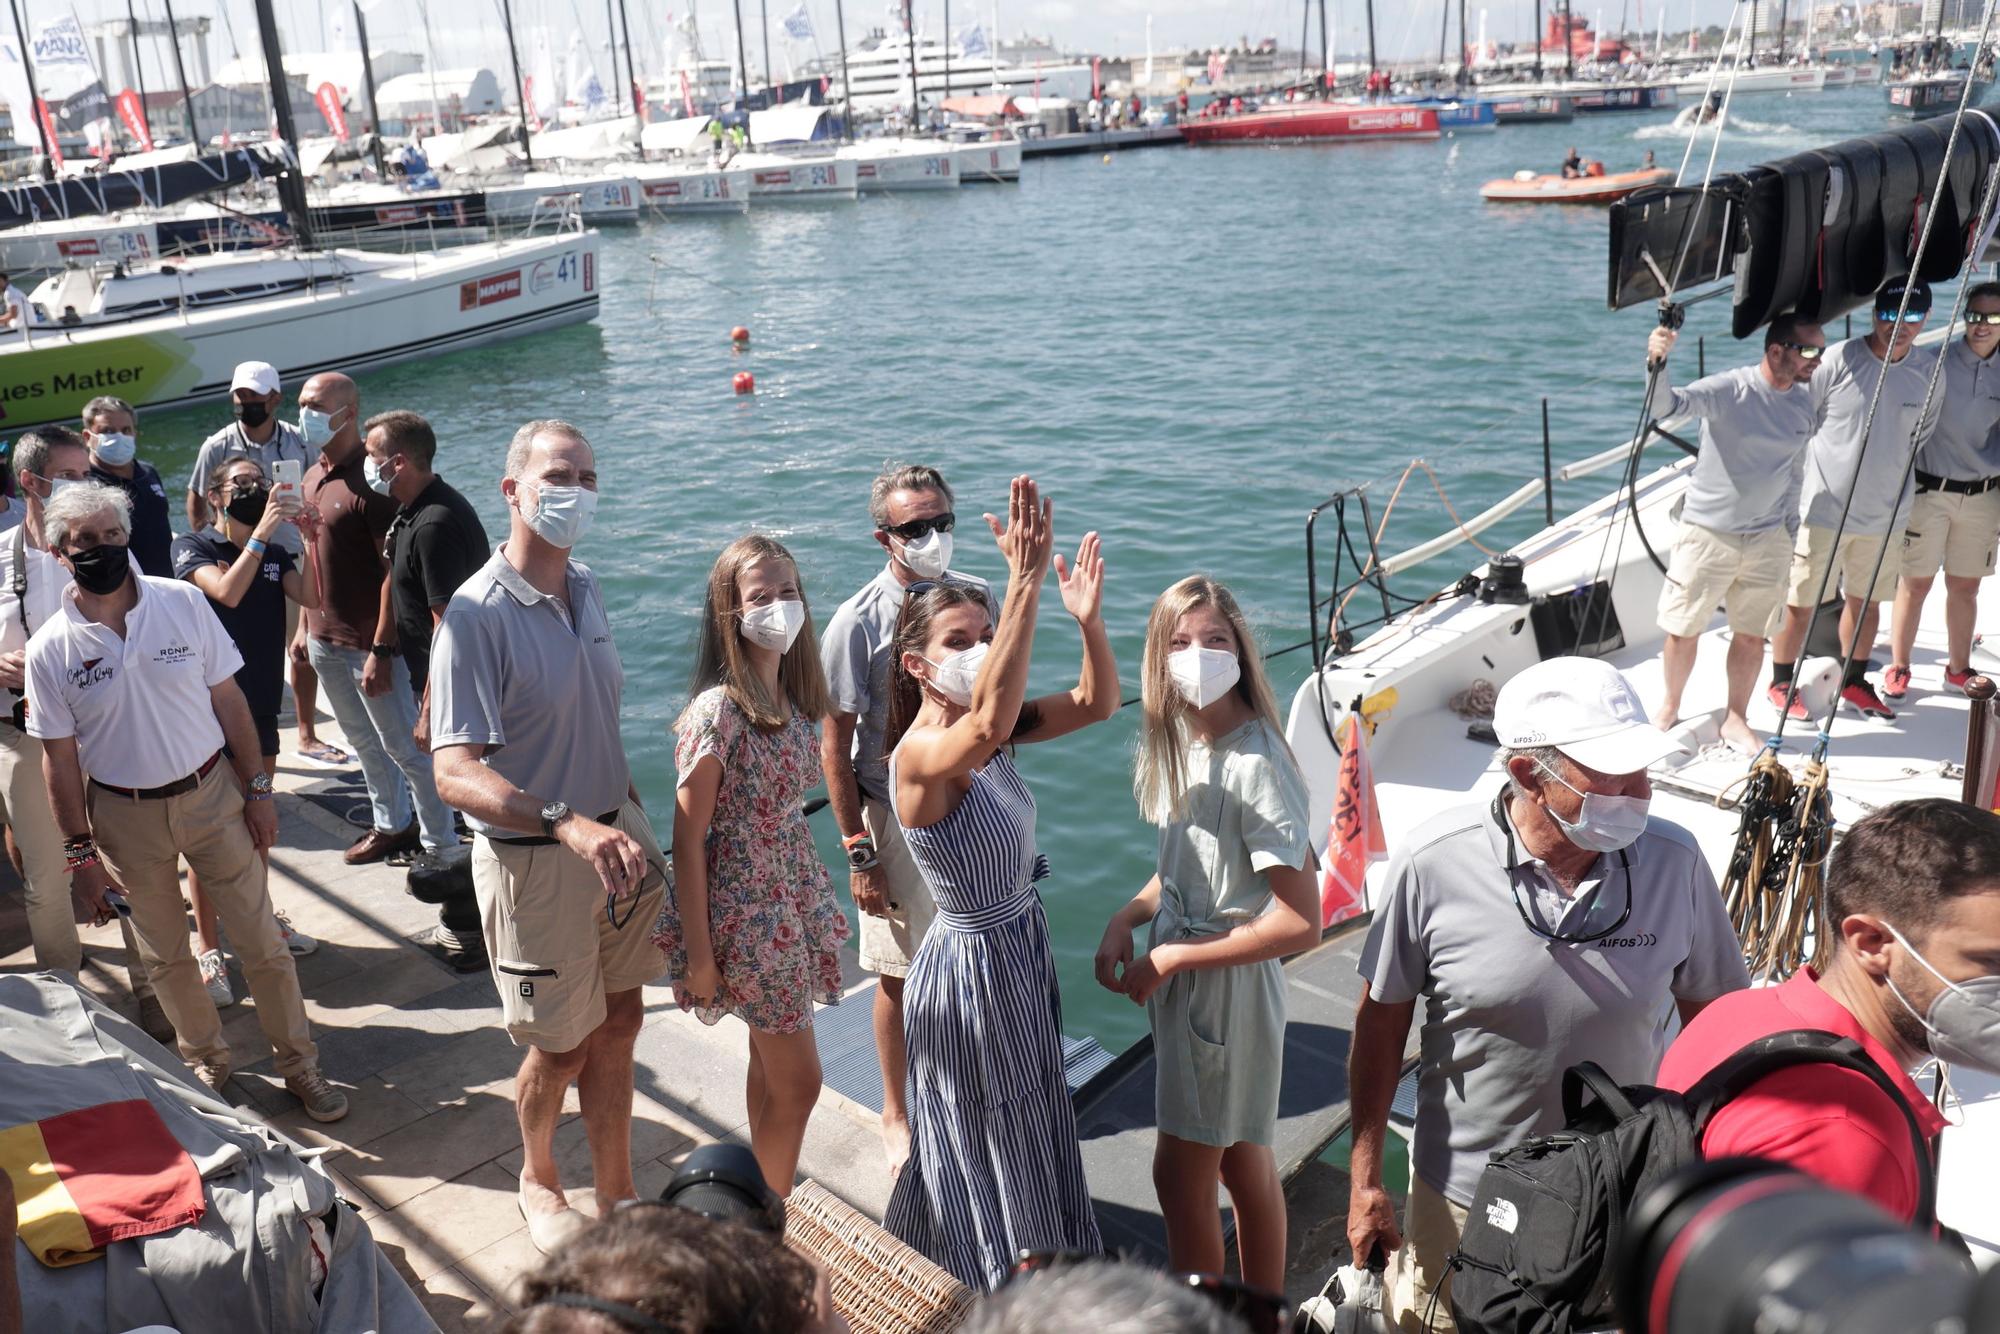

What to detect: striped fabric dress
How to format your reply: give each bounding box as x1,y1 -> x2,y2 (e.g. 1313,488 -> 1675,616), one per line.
881,749 -> 1103,1289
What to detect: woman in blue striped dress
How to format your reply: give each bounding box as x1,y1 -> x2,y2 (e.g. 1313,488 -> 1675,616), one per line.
880,475 -> 1120,1289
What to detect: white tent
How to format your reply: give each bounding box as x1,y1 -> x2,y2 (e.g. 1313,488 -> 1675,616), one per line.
640,115 -> 713,154
748,103 -> 828,146
528,115 -> 638,161
376,68 -> 504,120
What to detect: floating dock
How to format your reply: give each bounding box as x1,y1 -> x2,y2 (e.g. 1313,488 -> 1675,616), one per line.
1021,126 -> 1186,157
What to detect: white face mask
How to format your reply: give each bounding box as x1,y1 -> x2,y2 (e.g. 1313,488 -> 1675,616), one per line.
1539,762 -> 1650,853
521,481 -> 597,550
298,405 -> 340,448
920,642 -> 987,706
1882,921 -> 2000,1076
90,432 -> 137,467
1168,646 -> 1240,709
739,598 -> 806,652
897,528 -> 953,580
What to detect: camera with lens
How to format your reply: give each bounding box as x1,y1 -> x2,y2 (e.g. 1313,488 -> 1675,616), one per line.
1616,1157 -> 2000,1334
655,1141 -> 786,1235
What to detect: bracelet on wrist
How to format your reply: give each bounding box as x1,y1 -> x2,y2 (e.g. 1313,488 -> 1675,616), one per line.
244,537 -> 268,555
246,792 -> 273,802
852,855 -> 881,872
63,833 -> 94,850
65,851 -> 99,872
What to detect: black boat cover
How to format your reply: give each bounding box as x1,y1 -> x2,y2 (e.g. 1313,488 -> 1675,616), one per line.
0,144 -> 294,233
1607,111 -> 2000,338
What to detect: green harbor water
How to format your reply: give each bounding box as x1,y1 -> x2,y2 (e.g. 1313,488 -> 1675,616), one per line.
109,86 -> 1913,1053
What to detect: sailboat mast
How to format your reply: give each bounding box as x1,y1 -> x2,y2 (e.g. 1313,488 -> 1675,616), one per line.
942,0 -> 950,98
1533,0 -> 1542,78
1366,0 -> 1377,72
123,0 -> 152,143
1301,0 -> 1310,84
496,0 -> 533,168
602,0 -> 621,105
8,0 -> 55,177
1317,0 -> 1327,89
759,0 -> 770,93
249,0 -> 315,249
731,0 -> 750,104
834,0 -> 852,140
903,0 -> 918,127
1776,0 -> 1788,61
1564,0 -> 1574,79
616,0 -> 639,118
1458,0 -> 1467,86
158,0 -> 199,145
350,0 -> 388,177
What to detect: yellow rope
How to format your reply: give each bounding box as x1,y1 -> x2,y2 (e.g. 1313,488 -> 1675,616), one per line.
1720,750 -> 1832,981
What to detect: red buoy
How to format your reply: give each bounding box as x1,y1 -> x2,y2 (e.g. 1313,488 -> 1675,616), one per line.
733,371 -> 755,394
730,325 -> 750,345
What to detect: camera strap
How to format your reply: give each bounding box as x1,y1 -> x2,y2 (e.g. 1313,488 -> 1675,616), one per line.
1688,1028 -> 1937,1227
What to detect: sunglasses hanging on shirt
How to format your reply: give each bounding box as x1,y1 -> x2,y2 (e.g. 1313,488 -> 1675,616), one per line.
1490,788 -> 1635,945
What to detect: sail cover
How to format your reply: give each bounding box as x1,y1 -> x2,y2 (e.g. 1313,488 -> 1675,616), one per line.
0,143 -> 295,232
1608,111 -> 2000,338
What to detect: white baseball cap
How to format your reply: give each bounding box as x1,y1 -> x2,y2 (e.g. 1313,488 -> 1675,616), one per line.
229,360 -> 281,396
1492,656 -> 1687,776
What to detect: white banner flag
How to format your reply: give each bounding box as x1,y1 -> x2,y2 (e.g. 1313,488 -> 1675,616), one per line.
565,30 -> 605,110
960,23 -> 987,57
782,2 -> 813,40
30,14 -> 111,136
0,35 -> 37,147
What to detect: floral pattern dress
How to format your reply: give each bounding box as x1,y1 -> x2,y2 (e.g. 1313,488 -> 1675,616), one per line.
652,686 -> 849,1033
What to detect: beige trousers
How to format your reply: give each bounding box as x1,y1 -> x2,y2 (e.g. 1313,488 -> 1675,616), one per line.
1384,1176 -> 1471,1334
91,763 -> 316,1075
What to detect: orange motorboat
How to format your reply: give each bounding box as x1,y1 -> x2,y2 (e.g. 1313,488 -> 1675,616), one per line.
1479,164 -> 1672,204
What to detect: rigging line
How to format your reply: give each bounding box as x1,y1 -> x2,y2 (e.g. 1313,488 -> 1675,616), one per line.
1774,0 -> 2000,750
1332,461 -> 1421,626
1810,160 -> 2000,752
1670,0 -> 1742,189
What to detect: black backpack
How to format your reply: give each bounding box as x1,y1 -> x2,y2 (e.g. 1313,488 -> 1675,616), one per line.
1446,1028 -> 1935,1334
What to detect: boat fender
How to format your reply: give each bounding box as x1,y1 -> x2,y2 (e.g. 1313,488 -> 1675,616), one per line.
733,371 -> 756,394
1514,169 -> 1537,182
730,324 -> 750,346
1586,161 -> 1606,177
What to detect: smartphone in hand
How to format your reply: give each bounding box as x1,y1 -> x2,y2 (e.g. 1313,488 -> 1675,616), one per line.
270,458 -> 302,508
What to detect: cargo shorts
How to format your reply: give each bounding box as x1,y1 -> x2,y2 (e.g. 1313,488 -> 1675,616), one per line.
472,800 -> 669,1052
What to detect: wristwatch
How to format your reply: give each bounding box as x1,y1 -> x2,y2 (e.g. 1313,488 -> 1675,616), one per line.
540,800 -> 573,839
248,773 -> 274,796
842,830 -> 879,870
370,642 -> 398,659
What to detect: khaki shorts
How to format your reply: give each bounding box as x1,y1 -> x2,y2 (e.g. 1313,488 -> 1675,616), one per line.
854,795 -> 937,979
473,800 -> 669,1052
1384,1176 -> 1470,1334
1656,522 -> 1792,638
1787,522 -> 1899,606
1900,487 -> 2000,580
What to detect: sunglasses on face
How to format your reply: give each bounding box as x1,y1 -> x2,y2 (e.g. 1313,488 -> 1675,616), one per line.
1876,309 -> 1928,324
883,512 -> 955,542
1782,342 -> 1825,360
1968,311 -> 2000,326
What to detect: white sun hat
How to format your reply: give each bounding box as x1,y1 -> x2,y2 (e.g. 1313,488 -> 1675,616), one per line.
1492,655 -> 1688,776
229,360 -> 281,395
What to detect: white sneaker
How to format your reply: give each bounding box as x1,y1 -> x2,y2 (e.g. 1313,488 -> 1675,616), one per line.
198,949 -> 235,1006
275,910 -> 317,956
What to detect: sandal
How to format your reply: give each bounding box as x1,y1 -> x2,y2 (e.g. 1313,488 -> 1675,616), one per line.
297,739 -> 350,767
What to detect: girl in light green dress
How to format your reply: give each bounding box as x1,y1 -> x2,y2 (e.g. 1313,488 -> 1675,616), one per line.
1094,575 -> 1319,1293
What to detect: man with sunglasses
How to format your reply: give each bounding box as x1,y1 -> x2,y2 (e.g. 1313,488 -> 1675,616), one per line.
819,462 -> 991,1176
1642,313 -> 1824,753
1885,281 -> 2000,701
1768,276 -> 1941,721
1348,657 -> 1747,1333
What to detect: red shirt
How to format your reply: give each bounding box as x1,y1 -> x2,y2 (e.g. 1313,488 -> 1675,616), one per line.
1656,969 -> 1947,1223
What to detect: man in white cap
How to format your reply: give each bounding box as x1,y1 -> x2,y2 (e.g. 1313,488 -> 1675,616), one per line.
1345,656 -> 1749,1333
186,362 -> 341,766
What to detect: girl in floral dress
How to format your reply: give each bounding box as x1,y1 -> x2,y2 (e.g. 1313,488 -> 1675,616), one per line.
655,534 -> 849,1197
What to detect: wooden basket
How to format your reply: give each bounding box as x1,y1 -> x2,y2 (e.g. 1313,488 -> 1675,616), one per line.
784,1179 -> 976,1334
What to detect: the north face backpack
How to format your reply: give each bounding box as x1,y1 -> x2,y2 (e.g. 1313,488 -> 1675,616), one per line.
1446,1028 -> 1935,1334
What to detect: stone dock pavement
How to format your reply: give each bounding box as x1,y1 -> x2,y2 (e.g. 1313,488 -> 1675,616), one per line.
0,719 -> 895,1333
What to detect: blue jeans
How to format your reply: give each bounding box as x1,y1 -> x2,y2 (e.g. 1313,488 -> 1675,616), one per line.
307,637 -> 456,851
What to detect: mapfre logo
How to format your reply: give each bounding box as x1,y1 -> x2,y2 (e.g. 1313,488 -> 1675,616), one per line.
459,269 -> 522,310
68,657 -> 114,691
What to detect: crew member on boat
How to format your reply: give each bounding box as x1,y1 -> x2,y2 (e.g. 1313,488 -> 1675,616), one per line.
1768,277 -> 1940,722
1560,146 -> 1584,179
1641,315 -> 1824,752
1884,281 -> 2000,700
1347,657 -> 1748,1334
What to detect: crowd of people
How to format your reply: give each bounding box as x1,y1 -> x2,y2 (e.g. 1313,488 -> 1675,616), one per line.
4,342 -> 1998,1331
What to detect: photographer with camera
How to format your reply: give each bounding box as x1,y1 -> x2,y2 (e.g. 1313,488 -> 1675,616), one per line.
1657,797 -> 2000,1221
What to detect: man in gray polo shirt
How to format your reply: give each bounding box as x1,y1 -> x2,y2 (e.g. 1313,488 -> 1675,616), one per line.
1643,314 -> 1824,752
429,418 -> 667,1255
819,461 -> 990,1173
1886,280 -> 2000,698
1769,276 -> 1941,721
1347,656 -> 1747,1333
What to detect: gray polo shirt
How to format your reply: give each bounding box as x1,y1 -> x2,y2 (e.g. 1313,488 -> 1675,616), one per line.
1800,337 -> 1940,536
1913,338 -> 2000,483
1358,793 -> 1749,1206
188,420 -> 309,554
821,563 -> 991,803
428,545 -> 630,836
1646,364 -> 1815,534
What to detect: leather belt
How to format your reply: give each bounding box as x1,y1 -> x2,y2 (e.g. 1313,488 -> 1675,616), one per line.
91,751 -> 222,801
488,808 -> 622,847
1915,469 -> 2000,496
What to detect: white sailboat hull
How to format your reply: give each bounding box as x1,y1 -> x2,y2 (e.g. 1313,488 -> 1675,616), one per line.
739,154 -> 858,200
840,143 -> 960,191
631,162 -> 753,214
1668,65 -> 1828,95
0,232 -> 600,429
484,174 -> 641,224
953,139 -> 1023,183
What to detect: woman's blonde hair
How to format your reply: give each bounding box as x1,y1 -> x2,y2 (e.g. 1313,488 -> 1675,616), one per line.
1132,575 -> 1288,825
678,534 -> 831,733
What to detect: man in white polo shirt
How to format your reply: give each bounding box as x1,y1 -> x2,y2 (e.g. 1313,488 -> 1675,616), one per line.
1346,656 -> 1748,1333
430,419 -> 666,1253
24,482 -> 346,1123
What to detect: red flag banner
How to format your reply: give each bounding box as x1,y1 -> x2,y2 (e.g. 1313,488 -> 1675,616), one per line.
35,99 -> 64,168
0,1099 -> 203,1267
680,69 -> 695,116
114,89 -> 152,151
315,81 -> 349,141
1319,711 -> 1386,928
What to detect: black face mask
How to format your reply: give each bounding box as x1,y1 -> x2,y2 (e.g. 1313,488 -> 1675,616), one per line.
224,485 -> 269,527
234,400 -> 271,430
67,544 -> 130,596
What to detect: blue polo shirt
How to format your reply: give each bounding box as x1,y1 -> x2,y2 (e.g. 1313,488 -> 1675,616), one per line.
172,528 -> 294,720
